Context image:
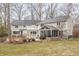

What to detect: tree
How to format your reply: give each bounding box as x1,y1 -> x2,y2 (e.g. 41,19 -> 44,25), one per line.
49,3 -> 58,18
6,3 -> 11,37
59,3 -> 73,17
30,4 -> 34,20
72,3 -> 79,18
0,3 -> 10,31
11,3 -> 29,20
3,4 -> 7,29
30,3 -> 46,20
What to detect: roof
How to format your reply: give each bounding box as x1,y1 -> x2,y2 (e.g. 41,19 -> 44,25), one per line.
11,20 -> 41,26
11,16 -> 69,26
38,16 -> 69,24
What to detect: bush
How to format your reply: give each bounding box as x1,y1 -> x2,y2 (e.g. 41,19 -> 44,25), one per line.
0,32 -> 8,37
0,38 -> 6,43
0,26 -> 8,37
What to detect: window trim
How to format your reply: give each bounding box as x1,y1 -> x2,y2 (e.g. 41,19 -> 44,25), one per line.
13,31 -> 20,34
31,31 -> 37,35
57,22 -> 60,25
23,25 -> 26,27
15,25 -> 18,28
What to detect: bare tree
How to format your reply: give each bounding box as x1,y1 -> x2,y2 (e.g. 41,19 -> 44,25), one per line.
30,3 -> 46,20
43,3 -> 58,20
59,3 -> 73,17
30,4 -> 34,20
3,3 -> 7,29
0,3 -> 9,30
49,3 -> 58,18
38,3 -> 42,20
72,3 -> 79,18
11,3 -> 29,20
0,4 -> 3,27
6,3 -> 11,37
45,4 -> 50,20
0,3 -> 7,32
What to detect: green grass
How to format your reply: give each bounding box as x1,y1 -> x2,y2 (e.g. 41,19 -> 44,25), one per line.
0,40 -> 79,56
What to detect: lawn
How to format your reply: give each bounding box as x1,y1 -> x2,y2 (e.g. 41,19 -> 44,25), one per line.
0,40 -> 79,56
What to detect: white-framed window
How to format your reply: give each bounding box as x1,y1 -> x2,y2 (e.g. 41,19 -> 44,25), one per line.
15,26 -> 18,28
31,31 -> 36,35
23,25 -> 26,27
57,22 -> 60,25
13,31 -> 20,34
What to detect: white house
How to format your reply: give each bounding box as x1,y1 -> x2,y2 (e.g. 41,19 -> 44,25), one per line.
11,20 -> 40,37
11,16 -> 78,39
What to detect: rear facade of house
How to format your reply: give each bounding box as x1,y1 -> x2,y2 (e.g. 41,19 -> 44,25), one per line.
11,16 -> 78,39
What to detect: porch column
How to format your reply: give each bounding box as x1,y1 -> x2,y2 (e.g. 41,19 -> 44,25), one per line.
53,30 -> 55,37
58,30 -> 59,38
38,30 -> 40,38
52,30 -> 54,37
20,30 -> 23,37
51,30 -> 52,37
44,30 -> 48,37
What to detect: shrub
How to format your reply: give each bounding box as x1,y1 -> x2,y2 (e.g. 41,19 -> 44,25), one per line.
0,26 -> 8,37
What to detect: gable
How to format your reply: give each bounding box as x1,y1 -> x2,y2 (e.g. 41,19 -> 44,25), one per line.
41,26 -> 49,29
40,25 -> 58,30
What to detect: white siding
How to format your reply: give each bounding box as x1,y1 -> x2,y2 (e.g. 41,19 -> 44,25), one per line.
11,18 -> 75,37
63,18 -> 74,36
11,25 -> 39,36
44,23 -> 57,27
27,25 -> 39,30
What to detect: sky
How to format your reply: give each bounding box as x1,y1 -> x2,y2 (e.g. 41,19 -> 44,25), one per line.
1,3 -> 79,22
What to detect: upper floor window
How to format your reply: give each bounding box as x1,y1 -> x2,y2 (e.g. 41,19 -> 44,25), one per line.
23,25 -> 26,27
15,26 -> 18,28
57,22 -> 60,25
41,24 -> 44,26
72,20 -> 73,23
31,31 -> 36,35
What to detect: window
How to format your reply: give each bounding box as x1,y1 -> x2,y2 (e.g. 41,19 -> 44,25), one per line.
72,20 -> 73,23
41,24 -> 44,26
57,22 -> 60,25
13,31 -> 20,34
33,31 -> 36,34
23,25 -> 26,27
31,31 -> 36,35
15,26 -> 18,28
47,30 -> 51,37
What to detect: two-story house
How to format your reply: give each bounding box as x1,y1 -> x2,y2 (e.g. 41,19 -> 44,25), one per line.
11,20 -> 41,37
11,16 -> 77,39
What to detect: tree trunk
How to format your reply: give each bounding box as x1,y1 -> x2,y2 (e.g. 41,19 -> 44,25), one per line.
6,3 -> 11,38
4,4 -> 7,30
30,4 -> 34,20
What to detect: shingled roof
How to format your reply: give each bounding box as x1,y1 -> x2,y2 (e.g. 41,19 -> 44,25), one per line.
38,16 -> 69,24
11,20 -> 41,26
11,16 -> 69,26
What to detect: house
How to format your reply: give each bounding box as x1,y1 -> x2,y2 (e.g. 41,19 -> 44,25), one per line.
11,20 -> 41,37
37,16 -> 75,38
11,16 -> 78,39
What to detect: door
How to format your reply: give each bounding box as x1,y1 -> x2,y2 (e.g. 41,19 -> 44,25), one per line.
52,30 -> 58,37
